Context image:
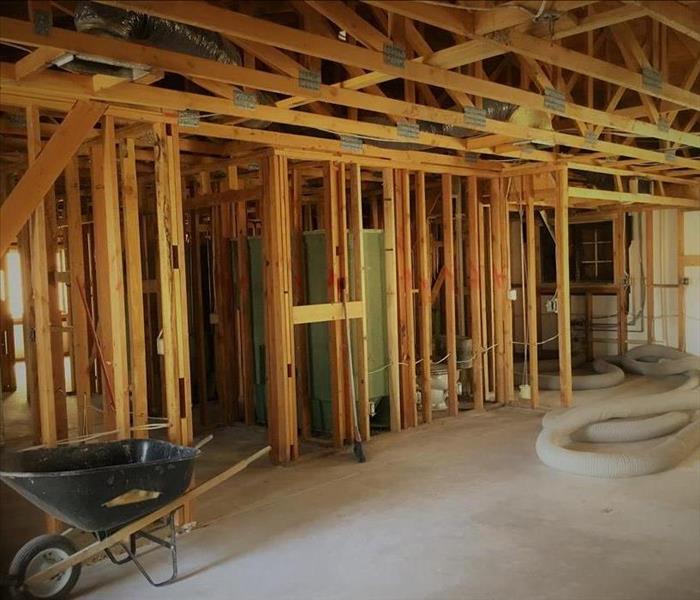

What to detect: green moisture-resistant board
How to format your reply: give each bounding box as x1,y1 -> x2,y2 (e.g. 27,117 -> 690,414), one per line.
246,230 -> 389,433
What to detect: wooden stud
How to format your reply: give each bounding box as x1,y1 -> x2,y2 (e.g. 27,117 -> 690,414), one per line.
490,179 -> 506,403
324,162 -> 347,446
442,174 -> 458,416
26,105 -> 59,450
467,176 -> 485,411
64,157 -> 92,434
91,116 -> 130,438
395,169 -> 417,428
416,171 -> 432,423
555,167 -> 573,407
153,122 -> 182,444
677,208 -> 685,351
262,152 -> 297,462
645,211 -> 655,344
382,169 -> 401,432
349,163 -> 370,441
120,138 -> 148,437
524,178 -> 539,409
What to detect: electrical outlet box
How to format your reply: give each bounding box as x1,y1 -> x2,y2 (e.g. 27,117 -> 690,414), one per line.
545,297 -> 558,314
209,313 -> 219,325
507,289 -> 518,301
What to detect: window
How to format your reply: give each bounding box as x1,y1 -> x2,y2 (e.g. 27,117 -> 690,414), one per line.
540,220 -> 616,284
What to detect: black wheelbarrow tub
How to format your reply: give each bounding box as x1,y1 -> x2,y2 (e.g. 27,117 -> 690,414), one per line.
0,439 -> 200,532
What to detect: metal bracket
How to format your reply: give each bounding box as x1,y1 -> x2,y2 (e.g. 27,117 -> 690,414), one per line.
178,110 -> 200,127
234,91 -> 258,109
464,152 -> 479,164
340,135 -> 363,153
642,67 -> 662,93
543,87 -> 566,113
397,121 -> 420,139
298,68 -> 321,90
463,106 -> 487,129
664,148 -> 676,162
33,10 -> 52,36
383,43 -> 406,68
584,130 -> 598,148
657,118 -> 670,133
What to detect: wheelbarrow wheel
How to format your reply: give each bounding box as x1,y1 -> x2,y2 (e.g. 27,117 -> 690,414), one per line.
8,534 -> 81,600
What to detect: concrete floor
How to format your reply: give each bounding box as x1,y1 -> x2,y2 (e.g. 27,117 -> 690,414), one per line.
2,376 -> 700,599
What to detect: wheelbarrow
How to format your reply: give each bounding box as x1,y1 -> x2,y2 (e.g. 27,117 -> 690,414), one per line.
1,438 -> 270,599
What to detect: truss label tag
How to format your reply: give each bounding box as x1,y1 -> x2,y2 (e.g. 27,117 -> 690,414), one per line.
397,122 -> 420,139
299,68 -> 321,90
657,118 -> 670,132
463,106 -> 487,128
340,135 -> 364,153
33,10 -> 52,36
234,91 -> 258,109
664,148 -> 676,162
642,67 -> 662,93
383,44 -> 406,68
178,110 -> 200,127
543,87 -> 566,113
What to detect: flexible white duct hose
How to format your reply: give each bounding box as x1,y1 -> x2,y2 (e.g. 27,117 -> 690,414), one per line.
536,345 -> 700,478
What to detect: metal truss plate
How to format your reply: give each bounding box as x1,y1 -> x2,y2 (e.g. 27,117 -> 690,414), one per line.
340,135 -> 364,153
298,68 -> 321,90
543,87 -> 566,113
234,91 -> 258,109
397,121 -> 420,139
178,110 -> 200,127
463,106 -> 487,129
642,67 -> 662,93
383,44 -> 406,68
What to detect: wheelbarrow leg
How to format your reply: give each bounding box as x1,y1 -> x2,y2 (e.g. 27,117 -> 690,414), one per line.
114,510 -> 179,587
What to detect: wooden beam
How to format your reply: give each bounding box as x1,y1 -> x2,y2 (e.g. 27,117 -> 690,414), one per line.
382,168 -> 401,432
154,122 -> 182,444
120,137 -> 147,437
65,157 -> 93,435
645,210 -> 655,344
416,171 -> 432,423
262,152 -> 298,462
91,116 -> 130,438
555,167 -> 573,407
525,177 -> 539,408
442,174 -> 458,416
636,1 -> 700,44
568,187 -> 700,209
348,163 -> 370,441
14,46 -> 64,80
80,7 -> 699,147
467,176 -> 484,411
26,105 -> 58,452
677,208 -> 686,351
0,100 -> 106,256
291,301 -> 364,324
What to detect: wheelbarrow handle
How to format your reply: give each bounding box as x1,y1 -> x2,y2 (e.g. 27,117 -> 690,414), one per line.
194,434 -> 214,450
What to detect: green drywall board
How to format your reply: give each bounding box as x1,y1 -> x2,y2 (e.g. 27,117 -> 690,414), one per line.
246,231 -> 389,433
303,230 -> 389,435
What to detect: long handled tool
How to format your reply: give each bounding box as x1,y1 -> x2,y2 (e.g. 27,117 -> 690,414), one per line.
342,285 -> 366,463
75,278 -> 115,411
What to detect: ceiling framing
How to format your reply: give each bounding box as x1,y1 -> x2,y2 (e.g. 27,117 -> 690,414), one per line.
0,0 -> 698,205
